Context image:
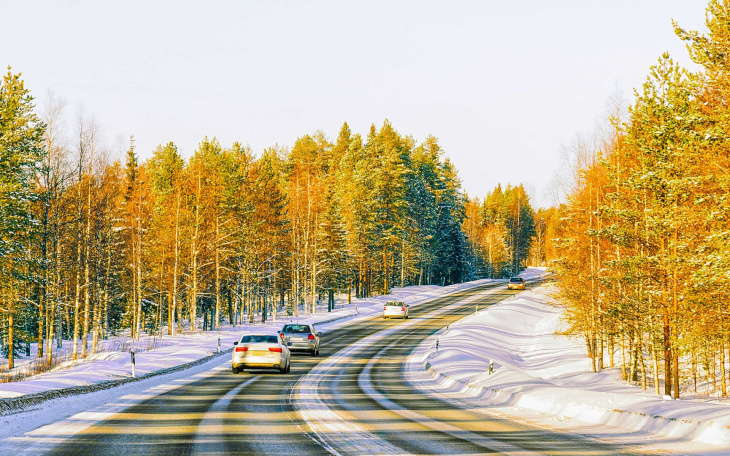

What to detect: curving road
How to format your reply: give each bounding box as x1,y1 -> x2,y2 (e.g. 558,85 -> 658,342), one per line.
15,283 -> 634,455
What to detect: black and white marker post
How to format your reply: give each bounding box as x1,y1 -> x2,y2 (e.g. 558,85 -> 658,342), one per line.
130,351 -> 136,378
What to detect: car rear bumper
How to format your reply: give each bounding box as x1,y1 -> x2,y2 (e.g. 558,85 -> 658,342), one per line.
234,363 -> 282,369
383,311 -> 407,318
286,341 -> 316,351
232,353 -> 283,368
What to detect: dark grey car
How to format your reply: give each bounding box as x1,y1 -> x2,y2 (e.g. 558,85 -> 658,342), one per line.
279,323 -> 321,356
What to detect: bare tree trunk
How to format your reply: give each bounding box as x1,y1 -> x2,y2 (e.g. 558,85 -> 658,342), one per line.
92,277 -> 100,355
81,240 -> 90,357
38,290 -> 44,359
59,285 -> 65,349
215,215 -> 220,330
598,329 -> 604,371
608,334 -> 616,367
721,338 -> 727,397
72,198 -> 82,360
8,308 -> 14,370
81,169 -> 93,357
227,288 -> 234,326
158,267 -> 164,340
634,322 -> 644,387
631,331 -> 641,382
292,255 -> 299,317
672,199 -> 680,400
692,349 -> 698,393
663,310 -> 672,397
135,244 -> 142,340
311,256 -> 317,314
619,330 -> 628,381
135,192 -> 143,340
130,244 -> 137,340
382,250 -> 388,296
652,339 -> 661,395
400,239 -> 405,288
47,294 -> 55,366
303,245 -> 308,314
47,239 -> 60,365
190,175 -> 201,332
177,300 -> 182,334
272,278 -> 278,321
171,190 -> 180,336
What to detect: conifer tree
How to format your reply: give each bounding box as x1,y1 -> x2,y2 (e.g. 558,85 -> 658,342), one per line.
0,68 -> 46,369
149,142 -> 184,335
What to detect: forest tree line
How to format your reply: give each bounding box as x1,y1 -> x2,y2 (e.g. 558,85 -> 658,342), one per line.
0,67 -> 540,370
554,0 -> 730,399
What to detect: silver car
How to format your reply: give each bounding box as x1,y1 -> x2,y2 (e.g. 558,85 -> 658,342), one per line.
279,323 -> 321,356
232,334 -> 291,374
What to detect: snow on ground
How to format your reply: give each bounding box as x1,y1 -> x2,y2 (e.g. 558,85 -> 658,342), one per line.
0,277 -> 498,451
407,267 -> 730,455
7,266 -> 730,454
0,278 -> 496,402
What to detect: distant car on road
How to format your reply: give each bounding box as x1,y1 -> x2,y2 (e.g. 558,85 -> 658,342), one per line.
383,301 -> 409,319
508,277 -> 526,290
232,333 -> 290,374
279,323 -> 321,356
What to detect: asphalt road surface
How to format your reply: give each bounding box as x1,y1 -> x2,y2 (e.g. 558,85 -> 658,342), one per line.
17,283 -> 635,455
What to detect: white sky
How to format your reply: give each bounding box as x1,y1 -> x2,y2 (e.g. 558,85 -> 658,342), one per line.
3,0 -> 709,208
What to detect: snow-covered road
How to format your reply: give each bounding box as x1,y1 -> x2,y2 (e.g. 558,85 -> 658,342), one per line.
3,268 -> 730,454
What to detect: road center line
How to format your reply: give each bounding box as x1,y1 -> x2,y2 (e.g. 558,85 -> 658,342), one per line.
359,342 -> 542,456
293,284 -> 505,455
192,371 -> 259,455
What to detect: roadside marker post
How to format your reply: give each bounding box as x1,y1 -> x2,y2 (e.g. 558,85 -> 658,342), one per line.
130,351 -> 136,378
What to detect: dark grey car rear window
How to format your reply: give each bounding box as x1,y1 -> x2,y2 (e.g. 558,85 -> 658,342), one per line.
282,325 -> 311,334
240,335 -> 279,344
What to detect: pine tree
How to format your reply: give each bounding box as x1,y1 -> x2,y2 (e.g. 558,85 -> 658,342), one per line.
0,67 -> 46,369
624,53 -> 696,398
149,142 -> 184,335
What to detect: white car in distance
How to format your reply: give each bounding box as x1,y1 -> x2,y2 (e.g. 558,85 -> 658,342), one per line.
383,301 -> 409,319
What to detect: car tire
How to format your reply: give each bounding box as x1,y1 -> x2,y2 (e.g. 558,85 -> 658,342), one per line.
286,361 -> 291,373
232,366 -> 239,374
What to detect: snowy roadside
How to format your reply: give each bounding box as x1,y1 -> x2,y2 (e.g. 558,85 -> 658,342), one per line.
407,267 -> 730,454
0,277 -> 499,413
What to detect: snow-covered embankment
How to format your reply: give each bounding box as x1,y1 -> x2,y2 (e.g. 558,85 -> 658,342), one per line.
408,279 -> 730,449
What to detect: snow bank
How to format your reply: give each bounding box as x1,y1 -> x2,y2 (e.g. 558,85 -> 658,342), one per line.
408,268 -> 730,448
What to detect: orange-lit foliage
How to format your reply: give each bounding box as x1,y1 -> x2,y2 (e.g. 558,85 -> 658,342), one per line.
2,114 -> 483,371
557,1 -> 730,399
